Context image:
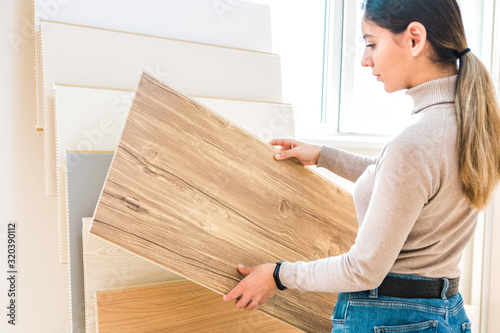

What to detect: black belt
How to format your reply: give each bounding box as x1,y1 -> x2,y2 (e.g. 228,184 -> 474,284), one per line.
377,275 -> 460,299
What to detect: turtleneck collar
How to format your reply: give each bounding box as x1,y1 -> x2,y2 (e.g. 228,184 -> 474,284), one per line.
405,75 -> 457,114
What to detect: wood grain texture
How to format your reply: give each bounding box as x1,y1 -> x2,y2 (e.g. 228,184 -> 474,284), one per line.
95,281 -> 299,333
91,72 -> 358,333
40,20 -> 282,196
82,218 -> 181,333
54,84 -> 293,264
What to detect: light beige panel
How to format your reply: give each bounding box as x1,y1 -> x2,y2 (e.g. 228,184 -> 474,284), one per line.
91,73 -> 358,332
83,218 -> 181,333
40,20 -> 282,196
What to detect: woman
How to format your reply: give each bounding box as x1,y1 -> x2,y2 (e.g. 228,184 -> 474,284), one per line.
224,0 -> 500,331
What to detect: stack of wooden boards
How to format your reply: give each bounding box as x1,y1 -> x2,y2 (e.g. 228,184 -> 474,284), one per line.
33,0 -> 357,331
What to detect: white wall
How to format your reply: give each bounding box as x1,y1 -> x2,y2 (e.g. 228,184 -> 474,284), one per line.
0,1 -> 70,332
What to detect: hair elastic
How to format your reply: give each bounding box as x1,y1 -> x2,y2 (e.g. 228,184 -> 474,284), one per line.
455,48 -> 471,59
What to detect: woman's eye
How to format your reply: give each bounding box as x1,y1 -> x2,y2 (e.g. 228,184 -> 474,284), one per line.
366,44 -> 375,49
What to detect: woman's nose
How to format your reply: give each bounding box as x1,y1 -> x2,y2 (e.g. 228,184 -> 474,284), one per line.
361,49 -> 373,67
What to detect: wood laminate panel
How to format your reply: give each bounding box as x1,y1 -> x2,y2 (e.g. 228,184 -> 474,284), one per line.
82,218 -> 181,333
91,73 -> 358,332
54,84 -> 293,263
33,0 -> 272,129
40,20 -> 282,196
95,281 -> 299,333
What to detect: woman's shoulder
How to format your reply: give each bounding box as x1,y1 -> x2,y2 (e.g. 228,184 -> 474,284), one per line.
380,105 -> 457,167
393,104 -> 455,149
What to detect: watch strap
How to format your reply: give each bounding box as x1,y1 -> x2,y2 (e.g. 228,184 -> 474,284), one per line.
273,261 -> 287,290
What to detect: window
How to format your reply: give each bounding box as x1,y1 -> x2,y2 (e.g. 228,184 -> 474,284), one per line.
334,1 -> 413,136
257,0 -> 328,137
257,0 -> 489,139
257,0 -> 412,138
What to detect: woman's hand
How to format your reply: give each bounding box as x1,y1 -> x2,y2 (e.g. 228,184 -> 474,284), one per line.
270,138 -> 322,166
223,264 -> 278,310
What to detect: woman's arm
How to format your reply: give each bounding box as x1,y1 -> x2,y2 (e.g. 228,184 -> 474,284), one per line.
280,136 -> 437,292
317,146 -> 377,182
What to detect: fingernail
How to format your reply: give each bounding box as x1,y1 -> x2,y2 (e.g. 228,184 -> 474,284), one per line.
238,264 -> 244,268
275,153 -> 281,159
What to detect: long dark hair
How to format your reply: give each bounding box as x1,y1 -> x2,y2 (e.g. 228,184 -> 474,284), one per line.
362,0 -> 500,210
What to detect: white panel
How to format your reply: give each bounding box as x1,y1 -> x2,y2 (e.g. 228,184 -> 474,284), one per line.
196,97 -> 295,141
54,85 -> 132,264
41,21 -> 283,196
32,0 -> 273,129
55,85 -> 293,263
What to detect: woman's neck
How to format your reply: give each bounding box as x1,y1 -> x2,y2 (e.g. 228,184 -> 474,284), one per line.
408,63 -> 458,89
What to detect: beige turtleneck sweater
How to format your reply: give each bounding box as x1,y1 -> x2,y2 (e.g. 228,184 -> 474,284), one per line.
280,75 -> 479,292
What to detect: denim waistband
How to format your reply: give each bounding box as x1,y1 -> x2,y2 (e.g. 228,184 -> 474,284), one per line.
332,274 -> 469,332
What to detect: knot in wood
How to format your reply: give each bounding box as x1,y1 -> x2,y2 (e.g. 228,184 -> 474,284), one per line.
121,196 -> 148,213
142,145 -> 164,175
278,199 -> 291,218
143,145 -> 160,161
210,114 -> 229,128
313,236 -> 340,258
201,218 -> 211,229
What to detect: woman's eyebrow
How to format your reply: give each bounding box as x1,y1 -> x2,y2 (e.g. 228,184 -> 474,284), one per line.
362,34 -> 375,40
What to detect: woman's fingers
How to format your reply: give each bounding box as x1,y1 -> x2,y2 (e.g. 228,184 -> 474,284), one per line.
223,263 -> 278,311
243,298 -> 263,311
269,138 -> 289,146
223,282 -> 243,303
274,148 -> 298,160
223,265 -> 252,303
270,138 -> 295,150
234,294 -> 253,310
237,264 -> 253,275
271,138 -> 322,165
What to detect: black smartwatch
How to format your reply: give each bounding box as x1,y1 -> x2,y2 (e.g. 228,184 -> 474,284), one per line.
273,261 -> 287,290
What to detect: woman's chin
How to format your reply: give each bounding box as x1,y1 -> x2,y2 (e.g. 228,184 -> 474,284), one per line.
382,84 -> 402,93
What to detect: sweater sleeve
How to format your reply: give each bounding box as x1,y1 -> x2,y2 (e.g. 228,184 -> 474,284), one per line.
280,133 -> 439,292
317,146 -> 377,183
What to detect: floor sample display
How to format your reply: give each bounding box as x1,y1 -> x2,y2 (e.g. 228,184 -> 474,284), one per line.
40,20 -> 282,196
95,281 -> 299,333
32,0 -> 272,129
82,218 -> 181,333
91,73 -> 358,332
54,84 -> 294,263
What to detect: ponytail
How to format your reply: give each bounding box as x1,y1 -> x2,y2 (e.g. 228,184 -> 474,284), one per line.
455,52 -> 500,209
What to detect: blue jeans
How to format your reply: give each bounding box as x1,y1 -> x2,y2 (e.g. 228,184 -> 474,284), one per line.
331,274 -> 472,332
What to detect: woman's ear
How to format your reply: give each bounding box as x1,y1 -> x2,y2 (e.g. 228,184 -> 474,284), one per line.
406,22 -> 427,57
